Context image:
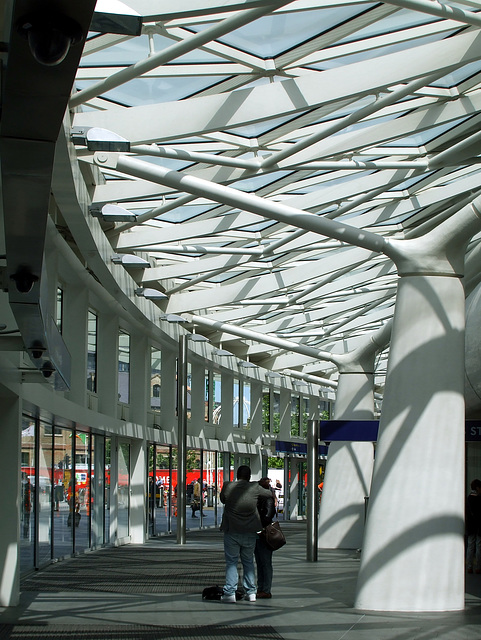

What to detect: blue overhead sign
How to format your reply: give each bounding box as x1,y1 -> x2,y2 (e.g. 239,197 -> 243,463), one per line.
275,441 -> 328,456
320,420 -> 379,442
466,421 -> 481,441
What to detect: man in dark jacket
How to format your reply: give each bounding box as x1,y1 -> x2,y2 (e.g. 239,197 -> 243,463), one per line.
220,465 -> 273,603
255,477 -> 276,599
466,478 -> 481,573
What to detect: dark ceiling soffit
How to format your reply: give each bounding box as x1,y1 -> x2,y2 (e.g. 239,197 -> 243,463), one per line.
0,0 -> 96,388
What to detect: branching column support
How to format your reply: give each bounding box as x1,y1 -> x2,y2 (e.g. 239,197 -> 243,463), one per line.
94,153 -> 481,610
355,199 -> 481,612
318,322 -> 391,550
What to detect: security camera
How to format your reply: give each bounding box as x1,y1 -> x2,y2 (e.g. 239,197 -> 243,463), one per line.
29,342 -> 46,360
41,361 -> 55,378
10,267 -> 38,293
17,12 -> 83,66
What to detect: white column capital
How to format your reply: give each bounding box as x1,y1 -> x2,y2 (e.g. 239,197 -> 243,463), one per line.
386,198 -> 481,277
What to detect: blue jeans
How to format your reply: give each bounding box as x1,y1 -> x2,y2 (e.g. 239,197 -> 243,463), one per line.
255,534 -> 273,593
223,531 -> 258,596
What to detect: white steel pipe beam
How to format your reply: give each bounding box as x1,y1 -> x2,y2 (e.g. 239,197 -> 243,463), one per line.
93,154 -> 388,254
189,313 -> 339,364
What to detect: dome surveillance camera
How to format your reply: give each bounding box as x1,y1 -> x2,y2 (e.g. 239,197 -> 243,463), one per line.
17,12 -> 83,66
41,361 -> 55,378
11,267 -> 38,293
29,342 -> 46,360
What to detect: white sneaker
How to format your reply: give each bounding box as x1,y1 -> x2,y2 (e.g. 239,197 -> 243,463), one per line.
244,593 -> 256,602
221,593 -> 236,603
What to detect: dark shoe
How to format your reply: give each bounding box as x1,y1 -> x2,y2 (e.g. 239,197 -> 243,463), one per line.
257,591 -> 272,599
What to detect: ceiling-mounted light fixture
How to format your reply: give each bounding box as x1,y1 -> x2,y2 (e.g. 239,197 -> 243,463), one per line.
238,356 -> 258,369
71,126 -> 130,152
160,314 -> 186,323
135,287 -> 167,300
112,254 -> 150,267
90,204 -> 137,222
213,342 -> 232,356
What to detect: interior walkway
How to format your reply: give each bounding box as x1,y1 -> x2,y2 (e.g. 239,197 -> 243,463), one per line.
1,521 -> 481,639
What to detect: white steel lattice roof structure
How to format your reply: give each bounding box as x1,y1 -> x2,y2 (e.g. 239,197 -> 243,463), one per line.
7,0 -> 481,396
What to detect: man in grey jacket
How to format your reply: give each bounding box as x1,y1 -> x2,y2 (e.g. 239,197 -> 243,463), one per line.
219,465 -> 273,603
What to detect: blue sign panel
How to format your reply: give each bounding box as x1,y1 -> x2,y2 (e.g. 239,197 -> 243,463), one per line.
466,421 -> 481,441
320,420 -> 379,442
275,440 -> 328,456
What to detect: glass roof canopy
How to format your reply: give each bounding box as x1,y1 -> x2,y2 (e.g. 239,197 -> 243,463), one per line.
70,0 -> 481,393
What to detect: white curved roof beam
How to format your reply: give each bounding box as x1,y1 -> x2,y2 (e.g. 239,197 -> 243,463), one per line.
75,30 -> 481,145
166,256 -> 393,315
70,1 -> 292,108
88,89 -> 481,208
76,64 -> 255,81
114,211 -> 263,249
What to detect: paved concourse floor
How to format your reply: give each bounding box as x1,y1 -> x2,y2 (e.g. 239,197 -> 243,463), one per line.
1,521 -> 481,639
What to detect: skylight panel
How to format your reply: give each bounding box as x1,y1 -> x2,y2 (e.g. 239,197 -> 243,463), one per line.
192,7 -> 368,58
75,74 -> 229,106
336,8 -> 441,44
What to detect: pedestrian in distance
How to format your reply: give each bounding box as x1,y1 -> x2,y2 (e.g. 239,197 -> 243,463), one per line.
466,478 -> 481,574
255,477 -> 276,599
219,465 -> 273,603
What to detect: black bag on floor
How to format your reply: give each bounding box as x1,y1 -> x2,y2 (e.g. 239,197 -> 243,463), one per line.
202,585 -> 223,600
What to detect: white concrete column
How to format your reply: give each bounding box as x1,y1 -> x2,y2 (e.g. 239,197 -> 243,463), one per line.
318,439 -> 373,549
318,325 -> 389,549
0,390 -> 21,606
356,274 -> 466,610
355,197 -> 481,612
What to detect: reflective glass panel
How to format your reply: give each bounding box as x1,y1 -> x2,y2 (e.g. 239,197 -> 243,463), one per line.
20,417 -> 35,574
37,422 -> 52,566
87,310 -> 97,393
118,330 -> 130,404
118,442 -> 130,539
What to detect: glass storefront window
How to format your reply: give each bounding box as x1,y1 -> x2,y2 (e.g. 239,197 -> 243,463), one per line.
233,378 -> 240,428
87,310 -> 98,393
118,442 -> 130,539
213,372 -> 221,424
291,395 -> 300,437
118,330 -> 130,404
150,347 -> 161,412
302,397 -> 310,438
187,361 -> 192,421
75,432 -> 90,553
53,426 -> 73,560
273,391 -> 280,434
91,434 -> 105,547
204,369 -> 210,422
242,381 -> 251,428
262,387 -> 270,433
20,417 -> 35,574
105,437 -> 111,544
38,422 -> 53,566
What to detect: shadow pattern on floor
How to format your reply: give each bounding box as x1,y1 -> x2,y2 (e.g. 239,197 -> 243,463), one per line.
21,546 -> 225,594
0,624 -> 283,640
